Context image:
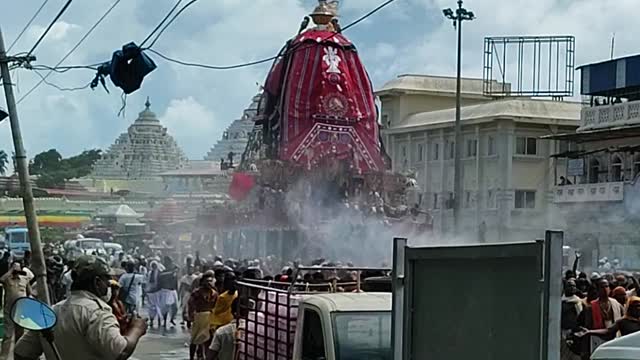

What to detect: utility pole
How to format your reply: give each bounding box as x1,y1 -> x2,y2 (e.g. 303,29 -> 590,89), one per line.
443,0 -> 474,234
0,26 -> 50,304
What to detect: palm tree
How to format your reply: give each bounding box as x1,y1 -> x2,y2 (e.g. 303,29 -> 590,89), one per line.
0,150 -> 8,175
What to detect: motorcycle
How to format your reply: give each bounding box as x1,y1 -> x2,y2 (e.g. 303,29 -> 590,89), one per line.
10,297 -> 61,360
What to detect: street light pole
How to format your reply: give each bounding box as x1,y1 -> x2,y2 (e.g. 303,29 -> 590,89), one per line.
0,26 -> 51,304
443,0 -> 474,235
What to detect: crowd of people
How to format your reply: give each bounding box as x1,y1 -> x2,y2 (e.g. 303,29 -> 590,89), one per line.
0,244 -> 384,360
9,245 -> 634,360
561,255 -> 640,360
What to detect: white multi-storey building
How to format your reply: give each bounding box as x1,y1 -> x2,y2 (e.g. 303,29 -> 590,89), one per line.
378,74 -> 580,241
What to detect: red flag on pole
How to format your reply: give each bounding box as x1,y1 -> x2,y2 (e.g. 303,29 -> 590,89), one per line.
229,172 -> 255,201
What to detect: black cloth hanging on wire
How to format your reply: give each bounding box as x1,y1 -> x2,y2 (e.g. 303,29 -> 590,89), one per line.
91,42 -> 157,94
110,42 -> 157,94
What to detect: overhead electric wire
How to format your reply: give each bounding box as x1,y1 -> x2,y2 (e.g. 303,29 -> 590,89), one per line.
146,48 -> 277,70
18,0 -> 398,91
144,0 -> 398,71
144,0 -> 200,49
29,64 -> 99,73
17,0 -> 123,104
7,0 -> 51,53
26,0 -> 73,57
340,0 -> 396,32
32,69 -> 90,91
139,0 -> 184,48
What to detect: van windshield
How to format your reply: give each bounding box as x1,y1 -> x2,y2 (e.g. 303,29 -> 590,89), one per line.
78,240 -> 104,249
332,311 -> 391,360
9,232 -> 27,244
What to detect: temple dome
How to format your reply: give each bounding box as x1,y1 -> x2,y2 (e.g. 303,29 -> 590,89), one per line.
91,98 -> 187,180
204,93 -> 261,162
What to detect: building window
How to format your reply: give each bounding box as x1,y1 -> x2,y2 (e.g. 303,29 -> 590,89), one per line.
401,145 -> 407,158
417,144 -> 424,162
558,140 -> 572,155
634,154 -> 640,180
432,143 -> 439,160
382,114 -> 390,128
464,191 -> 474,208
611,154 -> 623,181
514,190 -> 536,209
466,139 -> 478,158
589,158 -> 600,184
486,189 -> 497,209
433,193 -> 440,209
487,135 -> 496,156
447,141 -> 455,159
515,137 -> 537,155
445,192 -> 454,209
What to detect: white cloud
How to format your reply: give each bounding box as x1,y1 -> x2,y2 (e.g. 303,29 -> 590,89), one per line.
2,0 -> 640,163
160,97 -> 218,158
28,21 -> 81,42
384,0 -> 640,96
373,42 -> 396,59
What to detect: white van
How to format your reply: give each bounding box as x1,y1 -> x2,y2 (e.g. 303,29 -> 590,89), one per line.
591,331 -> 640,359
65,238 -> 106,259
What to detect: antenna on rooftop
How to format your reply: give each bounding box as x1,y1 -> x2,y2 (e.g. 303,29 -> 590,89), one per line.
610,33 -> 616,60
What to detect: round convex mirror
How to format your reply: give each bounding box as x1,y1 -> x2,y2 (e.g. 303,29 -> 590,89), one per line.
10,297 -> 57,331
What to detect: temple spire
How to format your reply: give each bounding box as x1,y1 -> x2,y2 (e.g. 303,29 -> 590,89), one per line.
145,96 -> 151,110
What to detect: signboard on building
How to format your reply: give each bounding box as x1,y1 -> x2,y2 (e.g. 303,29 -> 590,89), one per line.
567,159 -> 584,176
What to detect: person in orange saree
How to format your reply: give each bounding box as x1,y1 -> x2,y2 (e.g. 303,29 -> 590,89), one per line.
108,279 -> 129,334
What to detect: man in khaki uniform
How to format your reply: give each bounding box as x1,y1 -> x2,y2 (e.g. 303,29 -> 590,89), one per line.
0,261 -> 32,359
14,255 -> 147,360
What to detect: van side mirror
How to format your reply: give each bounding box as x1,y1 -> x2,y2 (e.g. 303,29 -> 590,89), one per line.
11,297 -> 57,331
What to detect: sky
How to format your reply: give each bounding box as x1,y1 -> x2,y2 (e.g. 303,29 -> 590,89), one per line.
0,0 -> 638,163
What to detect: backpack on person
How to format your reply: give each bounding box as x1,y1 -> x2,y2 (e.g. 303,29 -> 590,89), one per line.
561,300 -> 579,330
119,273 -> 136,305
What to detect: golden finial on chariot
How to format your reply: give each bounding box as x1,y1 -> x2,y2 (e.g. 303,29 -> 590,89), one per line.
310,0 -> 339,29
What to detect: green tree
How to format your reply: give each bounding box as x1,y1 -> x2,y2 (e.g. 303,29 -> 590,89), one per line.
30,149 -> 62,175
31,148 -> 102,188
0,150 -> 8,175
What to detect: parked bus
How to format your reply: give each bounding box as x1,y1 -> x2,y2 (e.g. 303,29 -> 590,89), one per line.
4,227 -> 30,258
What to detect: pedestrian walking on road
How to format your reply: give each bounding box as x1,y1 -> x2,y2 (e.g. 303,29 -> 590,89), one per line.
189,270 -> 218,360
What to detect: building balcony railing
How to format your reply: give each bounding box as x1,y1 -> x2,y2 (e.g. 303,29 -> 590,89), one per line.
580,99 -> 640,131
553,182 -> 624,203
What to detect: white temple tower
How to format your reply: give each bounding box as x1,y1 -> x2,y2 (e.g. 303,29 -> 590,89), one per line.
92,98 -> 187,180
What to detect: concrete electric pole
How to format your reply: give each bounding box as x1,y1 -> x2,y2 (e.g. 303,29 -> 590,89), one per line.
443,0 -> 474,235
0,26 -> 51,304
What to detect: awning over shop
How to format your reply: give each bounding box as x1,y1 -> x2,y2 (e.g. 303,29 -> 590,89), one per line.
541,124 -> 640,143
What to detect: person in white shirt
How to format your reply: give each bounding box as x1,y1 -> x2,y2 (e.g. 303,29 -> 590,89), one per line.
60,259 -> 75,299
209,298 -> 246,360
119,261 -> 146,315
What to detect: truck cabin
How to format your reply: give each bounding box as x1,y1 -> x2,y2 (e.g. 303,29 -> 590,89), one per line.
236,266 -> 392,360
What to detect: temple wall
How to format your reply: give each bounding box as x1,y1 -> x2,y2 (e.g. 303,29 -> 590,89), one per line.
0,197 -> 153,214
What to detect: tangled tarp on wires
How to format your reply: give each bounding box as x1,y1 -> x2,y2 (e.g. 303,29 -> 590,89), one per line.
91,42 -> 157,94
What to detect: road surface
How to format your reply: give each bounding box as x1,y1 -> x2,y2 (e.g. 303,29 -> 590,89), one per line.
131,326 -> 191,360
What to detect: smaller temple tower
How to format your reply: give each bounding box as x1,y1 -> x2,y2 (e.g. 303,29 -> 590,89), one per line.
92,98 -> 187,180
204,93 -> 261,163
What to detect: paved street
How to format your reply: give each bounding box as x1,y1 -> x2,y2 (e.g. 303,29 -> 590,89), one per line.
131,326 -> 190,360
